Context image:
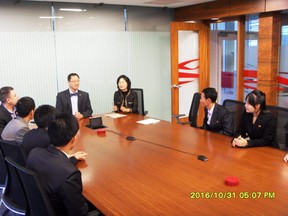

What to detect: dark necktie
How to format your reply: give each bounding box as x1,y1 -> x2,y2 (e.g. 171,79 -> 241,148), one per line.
70,93 -> 78,97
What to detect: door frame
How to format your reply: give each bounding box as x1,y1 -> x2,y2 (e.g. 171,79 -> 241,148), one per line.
170,22 -> 209,124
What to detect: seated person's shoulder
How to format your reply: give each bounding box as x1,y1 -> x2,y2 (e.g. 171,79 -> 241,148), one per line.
262,110 -> 276,120
79,90 -> 89,95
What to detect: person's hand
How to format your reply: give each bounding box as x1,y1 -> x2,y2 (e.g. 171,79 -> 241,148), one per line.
283,154 -> 288,162
113,105 -> 118,112
120,106 -> 131,113
232,136 -> 248,147
74,112 -> 84,120
70,151 -> 87,161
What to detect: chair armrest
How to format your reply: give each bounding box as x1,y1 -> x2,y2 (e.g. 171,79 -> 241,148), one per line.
172,114 -> 185,119
172,114 -> 189,124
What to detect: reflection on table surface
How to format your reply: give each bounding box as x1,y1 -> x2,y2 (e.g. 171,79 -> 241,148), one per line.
73,114 -> 288,216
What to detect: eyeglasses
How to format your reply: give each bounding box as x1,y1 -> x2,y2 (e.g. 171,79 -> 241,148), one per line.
69,80 -> 80,83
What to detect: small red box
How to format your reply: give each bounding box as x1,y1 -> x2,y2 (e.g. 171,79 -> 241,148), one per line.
225,176 -> 239,186
97,128 -> 106,136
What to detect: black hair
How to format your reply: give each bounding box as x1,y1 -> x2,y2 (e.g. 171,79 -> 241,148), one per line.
16,97 -> 35,118
67,73 -> 80,82
116,75 -> 131,91
245,89 -> 266,110
202,87 -> 218,103
48,112 -> 79,147
0,86 -> 14,103
34,105 -> 57,128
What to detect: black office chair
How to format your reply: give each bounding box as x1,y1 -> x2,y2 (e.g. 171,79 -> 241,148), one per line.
5,156 -> 56,216
223,99 -> 245,133
2,157 -> 27,216
0,149 -> 7,195
172,92 -> 201,128
131,88 -> 148,116
0,139 -> 27,167
266,105 -> 288,150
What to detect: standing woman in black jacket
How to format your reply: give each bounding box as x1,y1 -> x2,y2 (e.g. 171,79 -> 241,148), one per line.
113,75 -> 139,114
232,89 -> 278,148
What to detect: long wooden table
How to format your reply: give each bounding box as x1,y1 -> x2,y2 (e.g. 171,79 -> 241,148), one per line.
73,114 -> 288,215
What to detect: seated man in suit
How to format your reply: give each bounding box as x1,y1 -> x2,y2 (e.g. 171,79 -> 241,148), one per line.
22,104 -> 88,163
26,112 -> 100,216
200,87 -> 234,136
0,86 -> 19,136
22,104 -> 57,155
56,73 -> 93,120
1,97 -> 35,143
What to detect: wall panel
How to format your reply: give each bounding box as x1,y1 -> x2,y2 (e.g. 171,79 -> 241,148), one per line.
0,32 -> 57,107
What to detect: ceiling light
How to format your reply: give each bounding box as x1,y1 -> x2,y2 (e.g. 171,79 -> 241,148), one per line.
39,16 -> 64,19
59,8 -> 86,12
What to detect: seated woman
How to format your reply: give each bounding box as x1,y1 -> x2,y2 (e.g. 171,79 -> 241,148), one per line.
232,89 -> 278,148
113,75 -> 139,114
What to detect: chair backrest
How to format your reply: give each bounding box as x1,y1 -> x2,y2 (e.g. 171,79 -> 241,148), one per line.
0,139 -> 27,167
3,156 -> 27,215
0,148 -> 7,189
266,105 -> 288,150
5,156 -> 56,216
223,99 -> 245,133
131,88 -> 147,116
188,92 -> 201,127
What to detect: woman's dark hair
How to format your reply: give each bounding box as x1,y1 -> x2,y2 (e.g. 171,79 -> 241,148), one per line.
245,89 -> 266,110
116,75 -> 131,91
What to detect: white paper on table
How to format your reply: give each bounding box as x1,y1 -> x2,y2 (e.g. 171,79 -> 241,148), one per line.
104,113 -> 127,119
137,118 -> 160,125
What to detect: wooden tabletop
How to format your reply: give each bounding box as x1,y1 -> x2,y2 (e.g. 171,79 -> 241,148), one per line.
73,114 -> 288,216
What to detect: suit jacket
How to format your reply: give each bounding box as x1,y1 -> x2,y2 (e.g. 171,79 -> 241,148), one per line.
56,89 -> 93,118
1,116 -> 29,143
22,128 -> 78,164
113,90 -> 139,113
234,110 -> 278,148
202,103 -> 234,136
0,105 -> 12,137
21,128 -> 50,156
26,145 -> 89,216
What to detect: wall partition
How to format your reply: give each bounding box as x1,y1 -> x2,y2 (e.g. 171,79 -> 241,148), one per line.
279,13 -> 288,108
0,0 -> 172,120
244,15 -> 258,99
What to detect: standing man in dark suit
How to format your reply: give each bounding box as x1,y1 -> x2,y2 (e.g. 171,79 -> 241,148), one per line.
56,73 -> 93,120
0,86 -> 19,136
200,87 -> 234,136
26,112 -> 100,216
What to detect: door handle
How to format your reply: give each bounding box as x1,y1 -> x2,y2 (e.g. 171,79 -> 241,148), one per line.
172,84 -> 181,89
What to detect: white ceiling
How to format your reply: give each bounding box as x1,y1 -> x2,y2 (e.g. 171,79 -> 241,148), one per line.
23,0 -> 215,8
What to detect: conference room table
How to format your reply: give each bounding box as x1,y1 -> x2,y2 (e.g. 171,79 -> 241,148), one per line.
73,114 -> 288,215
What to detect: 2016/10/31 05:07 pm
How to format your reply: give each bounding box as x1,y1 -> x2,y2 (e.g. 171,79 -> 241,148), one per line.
190,191 -> 276,199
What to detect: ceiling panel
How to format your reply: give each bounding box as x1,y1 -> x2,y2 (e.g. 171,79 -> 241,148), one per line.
23,0 -> 215,8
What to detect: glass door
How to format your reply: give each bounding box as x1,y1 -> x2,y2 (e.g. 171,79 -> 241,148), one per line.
218,32 -> 237,104
210,29 -> 238,104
